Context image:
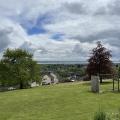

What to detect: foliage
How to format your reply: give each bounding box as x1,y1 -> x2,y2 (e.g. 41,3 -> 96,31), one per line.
114,109 -> 120,120
87,41 -> 113,83
94,110 -> 107,120
109,109 -> 120,120
0,49 -> 41,89
94,108 -> 120,120
118,65 -> 120,78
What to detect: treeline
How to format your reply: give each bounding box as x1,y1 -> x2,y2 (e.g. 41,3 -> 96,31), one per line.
0,49 -> 41,90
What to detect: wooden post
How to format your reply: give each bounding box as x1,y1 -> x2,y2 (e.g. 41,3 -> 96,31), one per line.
118,77 -> 119,92
113,77 -> 115,91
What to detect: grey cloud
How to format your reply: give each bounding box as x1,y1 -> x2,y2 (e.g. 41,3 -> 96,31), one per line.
38,48 -> 48,54
20,41 -> 49,55
94,0 -> 120,16
72,44 -> 83,54
0,29 -> 12,52
62,0 -> 120,16
63,2 -> 86,15
94,7 -> 107,16
108,0 -> 120,16
20,41 -> 35,53
71,29 -> 120,46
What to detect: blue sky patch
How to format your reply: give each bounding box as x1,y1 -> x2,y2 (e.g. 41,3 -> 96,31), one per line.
22,12 -> 53,35
51,33 -> 65,41
27,26 -> 47,35
36,12 -> 53,25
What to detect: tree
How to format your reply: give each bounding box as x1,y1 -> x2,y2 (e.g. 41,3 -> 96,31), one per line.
0,49 -> 41,89
87,41 -> 113,83
0,60 -> 15,86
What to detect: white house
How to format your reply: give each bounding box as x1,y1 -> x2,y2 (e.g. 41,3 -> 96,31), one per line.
41,72 -> 59,85
50,73 -> 59,84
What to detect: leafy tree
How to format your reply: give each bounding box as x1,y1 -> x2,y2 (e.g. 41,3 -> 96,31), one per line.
87,41 -> 113,83
0,49 -> 41,89
0,60 -> 14,86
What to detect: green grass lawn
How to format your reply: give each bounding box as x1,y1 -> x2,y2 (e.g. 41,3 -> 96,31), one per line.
0,81 -> 120,120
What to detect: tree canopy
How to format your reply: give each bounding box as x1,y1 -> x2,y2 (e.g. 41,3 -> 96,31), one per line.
87,41 -> 113,83
0,49 -> 41,89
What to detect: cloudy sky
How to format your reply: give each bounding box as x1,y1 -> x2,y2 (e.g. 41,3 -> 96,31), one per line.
0,0 -> 120,61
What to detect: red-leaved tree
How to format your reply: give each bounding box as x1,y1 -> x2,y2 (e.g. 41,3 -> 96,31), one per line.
87,41 -> 113,83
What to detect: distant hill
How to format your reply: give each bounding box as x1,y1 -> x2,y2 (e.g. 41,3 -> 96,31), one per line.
37,61 -> 120,65
37,61 -> 88,65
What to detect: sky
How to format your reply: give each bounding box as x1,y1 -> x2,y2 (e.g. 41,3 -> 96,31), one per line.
0,0 -> 120,61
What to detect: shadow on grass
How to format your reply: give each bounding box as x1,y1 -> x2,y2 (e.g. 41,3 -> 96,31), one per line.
86,89 -> 115,95
83,80 -> 112,86
111,90 -> 120,94
100,80 -> 112,85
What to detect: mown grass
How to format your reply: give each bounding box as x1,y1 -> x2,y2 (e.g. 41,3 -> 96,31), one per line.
0,81 -> 120,120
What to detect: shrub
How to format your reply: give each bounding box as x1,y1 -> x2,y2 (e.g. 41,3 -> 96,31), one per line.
94,110 -> 107,120
93,109 -> 120,120
115,109 -> 120,120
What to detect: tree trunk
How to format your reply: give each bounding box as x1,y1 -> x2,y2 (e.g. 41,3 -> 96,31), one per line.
100,76 -> 102,83
20,80 -> 23,89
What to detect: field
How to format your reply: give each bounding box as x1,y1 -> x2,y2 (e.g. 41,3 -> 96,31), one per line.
0,81 -> 120,120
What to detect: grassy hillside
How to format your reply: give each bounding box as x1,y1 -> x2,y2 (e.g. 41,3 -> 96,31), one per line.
0,81 -> 120,120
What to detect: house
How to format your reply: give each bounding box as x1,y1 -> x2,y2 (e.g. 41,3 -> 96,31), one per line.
41,72 -> 59,85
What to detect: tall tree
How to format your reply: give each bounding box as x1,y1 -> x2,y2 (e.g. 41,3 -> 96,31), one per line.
0,49 -> 41,89
87,41 -> 113,83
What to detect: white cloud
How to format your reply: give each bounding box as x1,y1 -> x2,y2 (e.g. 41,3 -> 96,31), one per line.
0,0 -> 120,61
0,17 -> 28,49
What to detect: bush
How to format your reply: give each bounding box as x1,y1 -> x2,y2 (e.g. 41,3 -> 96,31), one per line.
94,109 -> 120,120
94,111 -> 106,120
94,110 -> 108,120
